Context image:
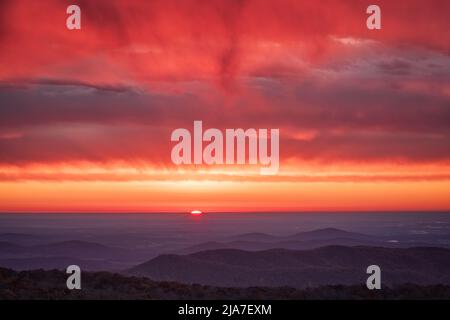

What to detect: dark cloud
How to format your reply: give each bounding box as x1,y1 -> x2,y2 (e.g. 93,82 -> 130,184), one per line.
376,59 -> 412,76
0,82 -> 207,128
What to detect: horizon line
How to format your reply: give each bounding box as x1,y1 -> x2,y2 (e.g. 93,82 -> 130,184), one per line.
1,210 -> 449,215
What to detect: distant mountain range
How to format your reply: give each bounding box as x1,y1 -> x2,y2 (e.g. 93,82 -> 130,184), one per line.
1,228 -> 449,277
177,228 -> 448,254
130,246 -> 450,288
228,228 -> 375,242
0,240 -> 142,271
0,233 -> 48,246
1,240 -> 126,257
0,256 -> 121,271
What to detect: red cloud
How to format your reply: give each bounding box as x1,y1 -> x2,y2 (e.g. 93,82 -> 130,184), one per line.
0,0 -> 449,168
1,0 -> 449,85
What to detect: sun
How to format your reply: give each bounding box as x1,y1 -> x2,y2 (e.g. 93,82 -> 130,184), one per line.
190,210 -> 203,216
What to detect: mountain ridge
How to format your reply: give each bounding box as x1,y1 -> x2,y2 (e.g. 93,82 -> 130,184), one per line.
130,245 -> 450,288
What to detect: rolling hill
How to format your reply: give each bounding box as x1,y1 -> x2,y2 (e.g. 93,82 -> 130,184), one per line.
130,246 -> 450,288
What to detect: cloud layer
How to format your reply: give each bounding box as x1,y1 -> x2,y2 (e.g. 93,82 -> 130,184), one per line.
0,0 -> 449,211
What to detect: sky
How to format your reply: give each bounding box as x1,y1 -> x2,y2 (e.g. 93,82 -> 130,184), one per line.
0,0 -> 449,212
